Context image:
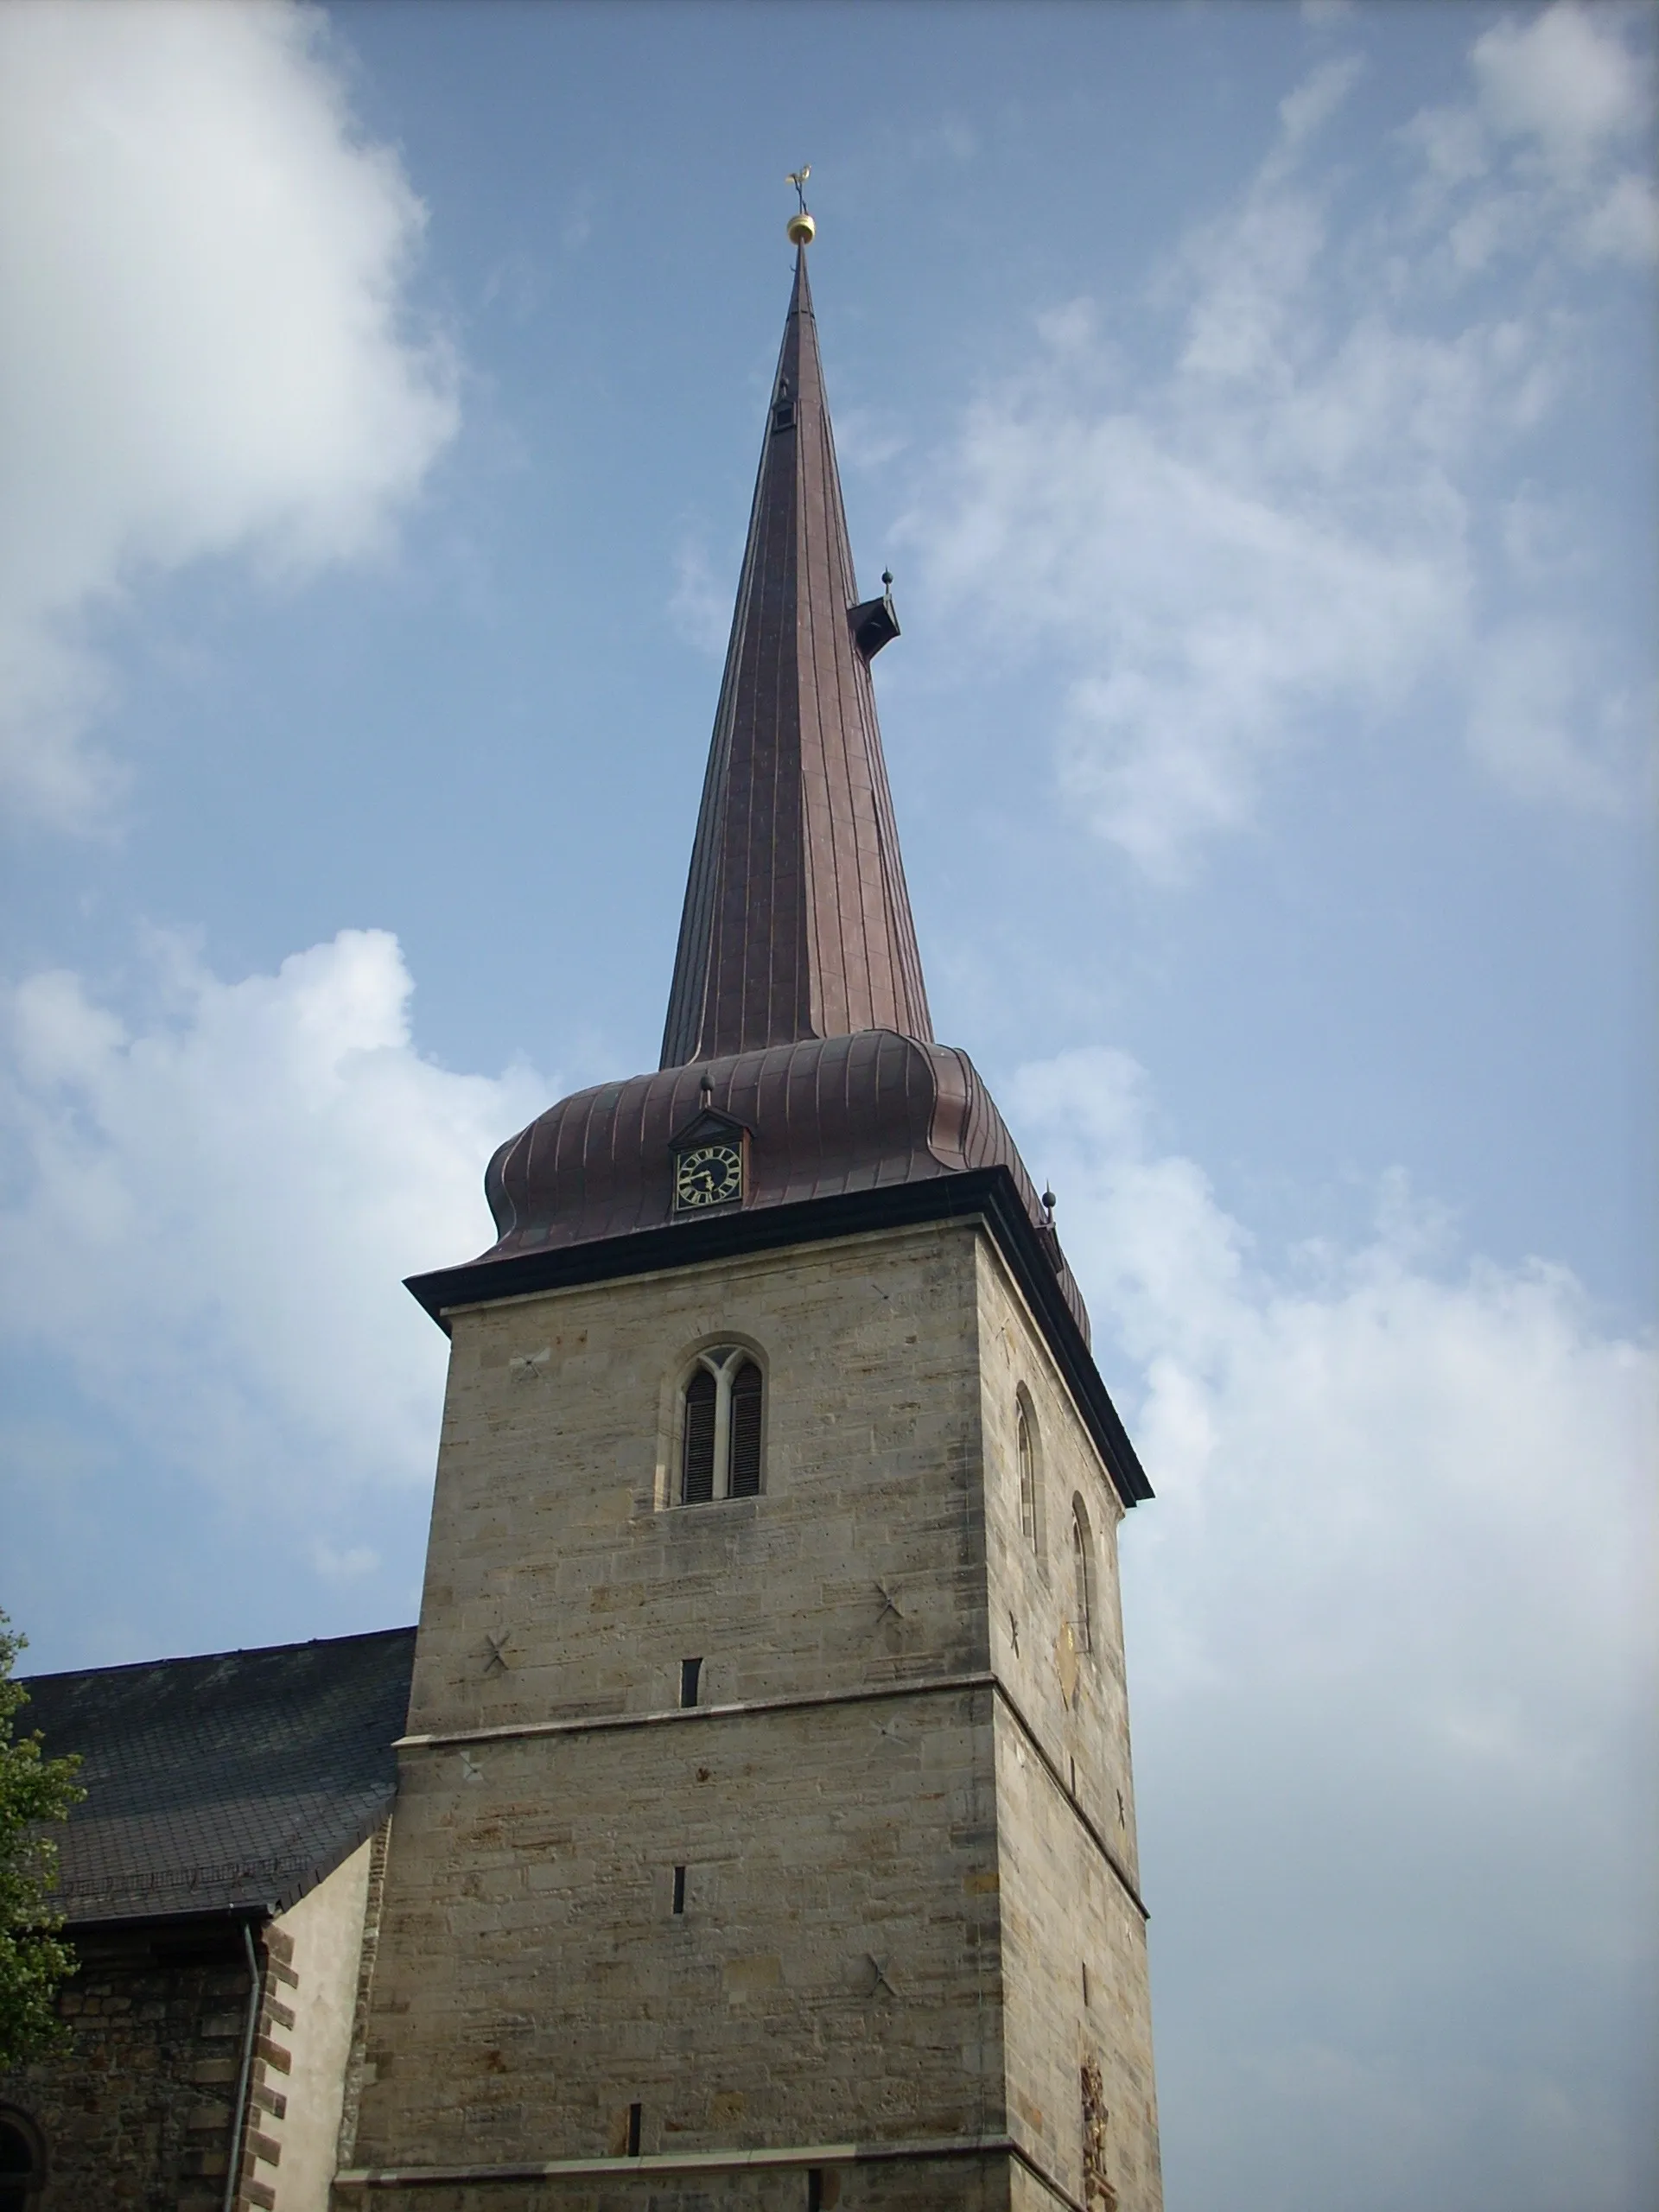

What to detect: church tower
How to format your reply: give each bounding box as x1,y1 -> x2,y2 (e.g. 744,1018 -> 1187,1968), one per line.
335,218 -> 1161,2212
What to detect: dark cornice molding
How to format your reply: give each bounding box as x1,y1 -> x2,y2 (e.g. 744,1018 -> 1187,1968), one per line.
405,1165 -> 1152,1510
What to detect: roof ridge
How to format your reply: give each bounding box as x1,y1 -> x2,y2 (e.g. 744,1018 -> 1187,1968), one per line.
22,1621 -> 416,1687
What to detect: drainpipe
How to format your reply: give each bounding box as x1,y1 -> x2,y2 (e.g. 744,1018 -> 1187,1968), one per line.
222,1918 -> 263,2212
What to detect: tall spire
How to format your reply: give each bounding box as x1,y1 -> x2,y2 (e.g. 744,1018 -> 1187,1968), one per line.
659,241 -> 932,1069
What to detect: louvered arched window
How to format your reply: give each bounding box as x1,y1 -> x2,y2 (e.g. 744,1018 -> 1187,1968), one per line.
680,1347 -> 764,1504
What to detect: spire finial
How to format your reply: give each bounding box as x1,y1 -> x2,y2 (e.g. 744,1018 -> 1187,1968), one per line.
785,165 -> 816,247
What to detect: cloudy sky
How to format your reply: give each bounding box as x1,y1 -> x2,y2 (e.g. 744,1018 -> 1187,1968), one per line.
0,3 -> 1653,2205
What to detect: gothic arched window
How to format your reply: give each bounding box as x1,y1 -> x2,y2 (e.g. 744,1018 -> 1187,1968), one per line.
1070,1498 -> 1095,1654
1015,1391 -> 1039,1554
0,2111 -> 45,2212
680,1347 -> 764,1504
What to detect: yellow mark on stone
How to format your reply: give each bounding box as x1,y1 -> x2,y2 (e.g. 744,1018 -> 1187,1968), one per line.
1057,1622 -> 1081,1707
722,1955 -> 782,2002
1014,2089 -> 1046,2133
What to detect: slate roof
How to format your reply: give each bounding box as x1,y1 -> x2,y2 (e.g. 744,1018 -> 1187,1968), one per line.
19,1625 -> 415,1927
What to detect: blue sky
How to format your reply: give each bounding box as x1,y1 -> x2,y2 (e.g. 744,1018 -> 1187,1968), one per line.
0,4 -> 1653,2207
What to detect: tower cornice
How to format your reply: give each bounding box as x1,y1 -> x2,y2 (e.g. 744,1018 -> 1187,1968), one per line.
405,1159 -> 1151,1512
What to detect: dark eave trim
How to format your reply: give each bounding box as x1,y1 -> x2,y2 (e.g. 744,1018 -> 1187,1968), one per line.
62,1903 -> 272,1938
405,1166 -> 1152,1510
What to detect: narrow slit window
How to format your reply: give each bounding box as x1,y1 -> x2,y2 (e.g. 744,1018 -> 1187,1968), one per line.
672,1865 -> 687,1915
680,1657 -> 702,1708
1071,1502 -> 1095,1654
1016,1396 -> 1038,1550
626,2103 -> 642,2158
678,1348 -> 765,1504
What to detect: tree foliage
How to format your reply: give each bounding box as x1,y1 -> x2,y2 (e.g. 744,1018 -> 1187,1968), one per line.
0,1614 -> 84,2068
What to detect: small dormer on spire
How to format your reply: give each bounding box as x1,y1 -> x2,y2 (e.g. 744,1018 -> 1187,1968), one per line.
850,569 -> 900,662
659,202 -> 932,1070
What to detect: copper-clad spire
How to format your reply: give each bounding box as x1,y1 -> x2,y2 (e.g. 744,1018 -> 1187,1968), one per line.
659,245 -> 932,1070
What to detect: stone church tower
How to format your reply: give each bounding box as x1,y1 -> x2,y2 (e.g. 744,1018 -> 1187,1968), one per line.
335,228 -> 1161,2212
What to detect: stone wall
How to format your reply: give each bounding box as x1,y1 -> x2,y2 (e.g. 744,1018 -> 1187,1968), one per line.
975,1241 -> 1161,2209
338,2155 -> 1034,2209
404,1223 -> 991,1745
1,1835 -> 383,2212
0,1916 -> 257,2212
349,1688 -> 1004,2173
975,1242 -> 1141,1895
344,1215 -> 1158,2209
264,1840 -> 378,2212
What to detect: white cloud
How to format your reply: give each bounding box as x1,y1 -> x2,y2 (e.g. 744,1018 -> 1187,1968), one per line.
0,1 -> 458,829
1008,1048 -> 1656,2207
668,533 -> 733,657
1471,3 -> 1650,180
0,931 -> 546,1523
906,12 -> 1655,876
1277,53 -> 1367,152
1581,162 -> 1659,264
1414,3 -> 1659,271
1467,620 -> 1648,810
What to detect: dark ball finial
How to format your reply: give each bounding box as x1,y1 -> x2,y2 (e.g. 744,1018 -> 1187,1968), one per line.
1041,1186 -> 1057,1217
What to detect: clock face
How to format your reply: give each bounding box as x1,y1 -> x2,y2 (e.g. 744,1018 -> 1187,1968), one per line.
674,1141 -> 743,1210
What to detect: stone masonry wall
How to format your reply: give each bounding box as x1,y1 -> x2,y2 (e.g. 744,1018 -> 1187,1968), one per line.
403,1223 -> 991,1744
350,1223 -> 1009,2187
345,1216 -> 1157,2208
0,1919 -> 258,2212
975,1243 -> 1141,1894
338,2155 -> 1026,2210
1,1840 -> 382,2212
264,1839 -> 378,2212
976,1244 -> 1161,2212
350,1692 -> 1003,2170
994,1703 -> 1160,2212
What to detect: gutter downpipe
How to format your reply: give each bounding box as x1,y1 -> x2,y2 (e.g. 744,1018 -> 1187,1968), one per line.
223,1916 -> 264,2212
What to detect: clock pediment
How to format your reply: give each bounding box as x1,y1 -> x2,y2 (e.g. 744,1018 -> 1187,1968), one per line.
668,1103 -> 752,1214
666,1103 -> 752,1154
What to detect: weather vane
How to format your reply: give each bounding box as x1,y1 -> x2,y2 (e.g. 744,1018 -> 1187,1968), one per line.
785,164 -> 816,247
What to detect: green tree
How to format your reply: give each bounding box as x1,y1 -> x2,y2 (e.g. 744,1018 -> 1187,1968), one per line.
0,1614 -> 84,2068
